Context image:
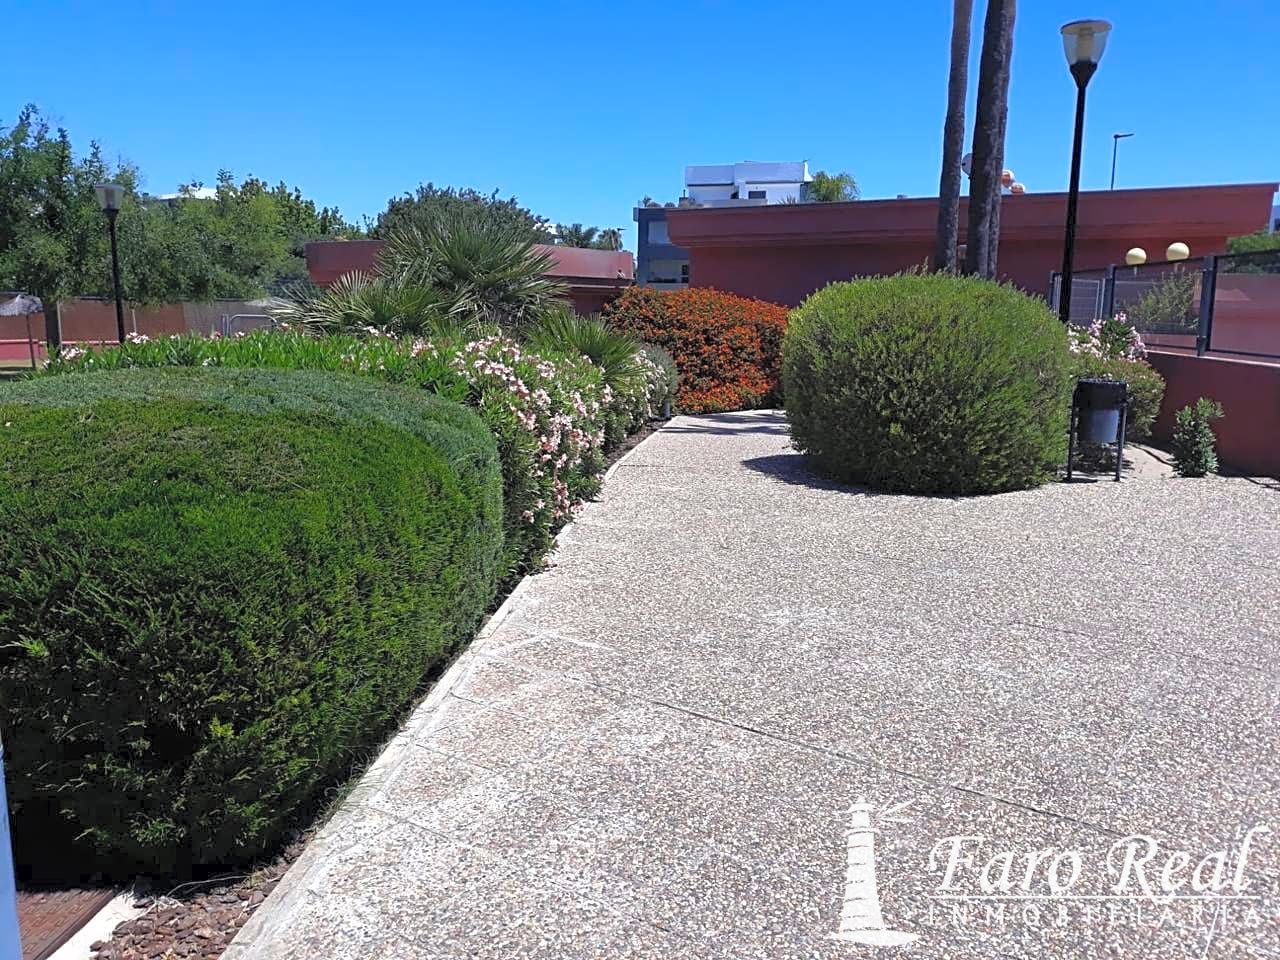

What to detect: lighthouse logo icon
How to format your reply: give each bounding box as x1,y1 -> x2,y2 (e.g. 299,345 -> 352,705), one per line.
831,798 -> 918,947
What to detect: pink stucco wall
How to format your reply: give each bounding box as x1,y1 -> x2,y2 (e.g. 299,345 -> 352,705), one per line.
1147,349 -> 1280,477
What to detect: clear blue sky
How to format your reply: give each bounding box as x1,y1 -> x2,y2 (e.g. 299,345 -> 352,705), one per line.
11,0 -> 1278,248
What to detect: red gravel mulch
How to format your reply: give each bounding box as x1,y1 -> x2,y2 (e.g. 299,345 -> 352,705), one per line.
90,835 -> 308,960
18,887 -> 118,960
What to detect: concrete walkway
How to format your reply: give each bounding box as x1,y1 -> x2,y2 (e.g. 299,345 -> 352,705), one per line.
227,411 -> 1279,959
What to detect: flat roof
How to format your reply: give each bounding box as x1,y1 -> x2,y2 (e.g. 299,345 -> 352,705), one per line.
666,182 -> 1279,248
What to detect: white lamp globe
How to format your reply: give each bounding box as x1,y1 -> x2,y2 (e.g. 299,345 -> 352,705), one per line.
1124,248 -> 1147,266
1166,242 -> 1190,261
1061,19 -> 1112,68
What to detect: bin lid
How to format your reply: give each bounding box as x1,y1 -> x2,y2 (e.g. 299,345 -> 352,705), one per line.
1074,377 -> 1128,409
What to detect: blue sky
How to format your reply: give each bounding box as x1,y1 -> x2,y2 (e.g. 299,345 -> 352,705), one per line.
10,0 -> 1278,248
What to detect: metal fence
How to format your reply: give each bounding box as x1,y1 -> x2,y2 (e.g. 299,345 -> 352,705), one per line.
1050,249 -> 1280,360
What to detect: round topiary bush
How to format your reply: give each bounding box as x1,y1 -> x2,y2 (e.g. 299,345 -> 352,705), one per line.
0,368 -> 503,878
783,273 -> 1074,494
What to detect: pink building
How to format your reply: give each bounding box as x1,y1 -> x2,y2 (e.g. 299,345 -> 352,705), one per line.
664,183 -> 1276,304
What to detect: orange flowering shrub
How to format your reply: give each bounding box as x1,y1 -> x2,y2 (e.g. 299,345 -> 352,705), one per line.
603,286 -> 788,413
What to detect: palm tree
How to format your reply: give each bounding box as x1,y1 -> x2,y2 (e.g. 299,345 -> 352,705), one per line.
379,207 -> 567,329
964,0 -> 1016,279
593,228 -> 623,251
933,0 -> 974,272
555,223 -> 599,248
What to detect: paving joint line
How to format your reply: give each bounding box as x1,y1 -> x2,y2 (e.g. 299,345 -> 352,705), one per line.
447,642 -> 1136,843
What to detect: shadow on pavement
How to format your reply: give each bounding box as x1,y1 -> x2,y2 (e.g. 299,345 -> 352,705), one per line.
740,453 -> 879,494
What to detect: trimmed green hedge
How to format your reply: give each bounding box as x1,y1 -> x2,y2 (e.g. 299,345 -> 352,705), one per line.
784,274 -> 1074,495
0,368 -> 502,875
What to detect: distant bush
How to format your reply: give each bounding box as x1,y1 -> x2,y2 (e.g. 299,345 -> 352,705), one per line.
0,368 -> 502,876
603,286 -> 787,413
47,328 -> 661,577
1124,272 -> 1198,334
1171,397 -> 1225,477
784,274 -> 1073,494
1068,316 -> 1166,439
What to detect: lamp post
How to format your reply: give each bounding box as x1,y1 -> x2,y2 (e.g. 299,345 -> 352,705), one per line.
94,183 -> 127,344
1110,132 -> 1133,190
1057,19 -> 1112,326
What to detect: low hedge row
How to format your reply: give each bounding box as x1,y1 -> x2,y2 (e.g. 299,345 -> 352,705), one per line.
603,286 -> 787,413
47,329 -> 665,578
0,368 -> 503,875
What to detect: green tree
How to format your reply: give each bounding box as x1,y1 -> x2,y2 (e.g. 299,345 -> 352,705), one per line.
555,223 -> 599,247
594,227 -> 623,251
0,105 -> 360,344
0,105 -> 132,344
806,171 -> 860,203
1226,231 -> 1280,255
552,224 -> 623,250
371,183 -> 552,242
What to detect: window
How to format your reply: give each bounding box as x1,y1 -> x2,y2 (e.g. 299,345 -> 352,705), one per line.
747,190 -> 767,200
681,264 -> 689,283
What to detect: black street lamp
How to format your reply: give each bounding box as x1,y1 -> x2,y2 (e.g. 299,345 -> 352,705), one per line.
94,183 -> 127,344
1057,19 -> 1112,326
1110,132 -> 1133,190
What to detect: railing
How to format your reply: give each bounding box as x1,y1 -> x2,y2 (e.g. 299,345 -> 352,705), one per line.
1050,249 -> 1280,361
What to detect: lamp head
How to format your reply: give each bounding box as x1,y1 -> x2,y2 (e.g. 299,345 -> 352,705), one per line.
1061,19 -> 1112,70
94,183 -> 125,213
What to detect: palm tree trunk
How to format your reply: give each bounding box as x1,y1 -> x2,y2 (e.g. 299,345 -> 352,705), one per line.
934,0 -> 974,273
964,0 -> 1016,279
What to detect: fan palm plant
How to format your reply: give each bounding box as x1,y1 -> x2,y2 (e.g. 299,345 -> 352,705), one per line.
272,270 -> 463,338
379,208 -> 567,329
526,307 -> 643,393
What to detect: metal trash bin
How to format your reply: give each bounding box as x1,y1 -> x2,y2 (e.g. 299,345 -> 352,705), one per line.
1067,378 -> 1130,482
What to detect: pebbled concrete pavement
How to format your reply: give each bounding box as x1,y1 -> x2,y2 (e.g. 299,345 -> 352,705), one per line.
226,411 -> 1279,959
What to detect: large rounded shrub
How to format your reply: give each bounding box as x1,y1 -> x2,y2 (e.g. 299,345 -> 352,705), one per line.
603,286 -> 787,413
44,329 -> 647,580
784,274 -> 1073,494
0,368 -> 502,877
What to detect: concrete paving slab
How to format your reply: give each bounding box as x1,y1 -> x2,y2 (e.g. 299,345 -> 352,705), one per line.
229,411 -> 1279,959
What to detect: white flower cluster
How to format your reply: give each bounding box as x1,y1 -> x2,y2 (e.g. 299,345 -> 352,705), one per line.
1069,313 -> 1147,361
449,335 -> 607,523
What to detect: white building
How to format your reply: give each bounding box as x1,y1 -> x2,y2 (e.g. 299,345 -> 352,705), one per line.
683,161 -> 812,206
634,160 -> 814,288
